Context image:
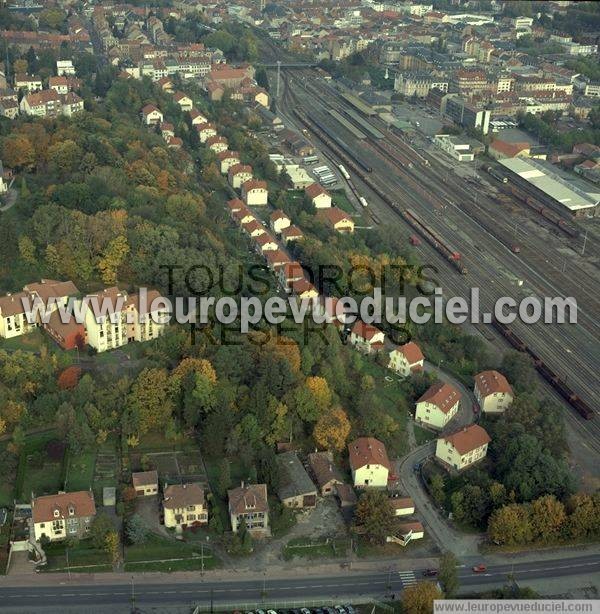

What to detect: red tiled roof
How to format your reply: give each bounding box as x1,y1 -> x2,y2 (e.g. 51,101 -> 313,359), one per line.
474,370 -> 513,397
418,381 -> 461,414
348,437 -> 390,471
228,483 -> 268,515
32,491 -> 95,524
442,424 -> 491,455
351,320 -> 384,342
242,179 -> 267,192
305,182 -> 329,199
316,207 -> 352,227
396,341 -> 424,364
163,483 -> 204,509
132,470 -> 158,488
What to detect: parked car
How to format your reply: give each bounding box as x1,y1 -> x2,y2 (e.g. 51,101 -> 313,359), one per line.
422,569 -> 438,577
301,609 -> 311,614
344,606 -> 356,614
472,564 -> 487,573
335,607 -> 346,614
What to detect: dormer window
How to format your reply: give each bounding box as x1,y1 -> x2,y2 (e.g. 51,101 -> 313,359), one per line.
53,509 -> 60,518
68,506 -> 75,516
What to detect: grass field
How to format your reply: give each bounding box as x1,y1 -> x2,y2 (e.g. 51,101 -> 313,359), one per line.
42,541 -> 111,572
413,425 -> 435,445
282,536 -> 350,561
124,532 -> 219,572
65,450 -> 96,492
16,432 -> 65,503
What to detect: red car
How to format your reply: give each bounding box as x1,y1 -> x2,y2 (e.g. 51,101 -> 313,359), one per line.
472,564 -> 487,573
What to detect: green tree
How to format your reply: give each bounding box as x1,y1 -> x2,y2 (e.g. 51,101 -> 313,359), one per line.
89,513 -> 115,549
124,514 -> 148,545
430,474 -> 446,507
402,581 -> 443,614
488,503 -> 532,546
217,458 -> 231,497
128,368 -> 174,434
438,551 -> 459,597
353,490 -> 395,545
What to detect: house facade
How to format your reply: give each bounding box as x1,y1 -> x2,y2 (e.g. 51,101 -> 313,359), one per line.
388,342 -> 424,377
32,490 -> 96,542
415,381 -> 461,429
349,320 -> 386,354
242,179 -> 268,206
163,483 -> 208,531
228,164 -> 253,189
348,437 -> 390,488
435,424 -> 491,471
474,370 -> 514,413
228,483 -> 270,536
308,451 -> 344,496
132,470 -> 159,496
305,183 -> 332,208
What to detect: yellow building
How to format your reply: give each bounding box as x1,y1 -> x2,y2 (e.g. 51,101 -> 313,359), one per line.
388,342 -> 424,377
474,370 -> 514,414
132,470 -> 159,496
32,491 -> 96,543
84,287 -> 168,353
435,424 -> 491,471
163,483 -> 207,532
415,381 -> 461,430
348,437 -> 390,488
0,292 -> 35,339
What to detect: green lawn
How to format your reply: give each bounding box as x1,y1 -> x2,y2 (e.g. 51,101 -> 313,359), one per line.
413,425 -> 435,445
124,532 -> 218,571
15,432 -> 66,503
65,450 -> 96,492
42,541 -> 111,572
0,329 -> 75,365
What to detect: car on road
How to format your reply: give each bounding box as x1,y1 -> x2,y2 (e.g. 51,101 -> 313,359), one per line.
472,564 -> 487,573
335,606 -> 346,614
301,609 -> 311,614
344,606 -> 356,614
422,569 -> 438,577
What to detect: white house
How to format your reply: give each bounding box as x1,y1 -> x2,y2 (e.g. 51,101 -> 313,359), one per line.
473,370 -> 514,413
242,179 -> 268,206
269,209 -> 291,234
349,320 -> 385,354
141,104 -> 163,126
415,381 -> 461,430
388,341 -> 424,377
348,437 -> 390,488
435,424 -> 491,471
305,183 -> 332,208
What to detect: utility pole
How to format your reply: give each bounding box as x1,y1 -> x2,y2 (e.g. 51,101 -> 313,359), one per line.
201,542 -> 204,577
581,228 -> 588,256
276,60 -> 281,99
131,576 -> 136,613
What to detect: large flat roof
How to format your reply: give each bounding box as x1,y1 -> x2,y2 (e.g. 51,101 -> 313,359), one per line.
499,157 -> 599,212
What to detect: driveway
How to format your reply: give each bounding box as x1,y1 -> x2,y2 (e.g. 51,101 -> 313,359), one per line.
397,442 -> 481,558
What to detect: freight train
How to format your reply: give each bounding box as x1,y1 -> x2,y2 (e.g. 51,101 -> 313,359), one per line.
492,320 -> 594,420
402,208 -> 467,274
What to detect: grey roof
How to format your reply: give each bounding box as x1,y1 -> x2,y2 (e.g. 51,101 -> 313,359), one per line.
276,452 -> 317,501
499,157 -> 599,212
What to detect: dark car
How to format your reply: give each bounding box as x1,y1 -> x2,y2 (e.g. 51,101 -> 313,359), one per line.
422,569 -> 438,577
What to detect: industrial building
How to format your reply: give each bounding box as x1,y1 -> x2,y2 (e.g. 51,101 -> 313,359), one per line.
498,158 -> 599,217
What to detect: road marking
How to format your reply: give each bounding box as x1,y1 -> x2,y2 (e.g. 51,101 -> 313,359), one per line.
398,571 -> 417,586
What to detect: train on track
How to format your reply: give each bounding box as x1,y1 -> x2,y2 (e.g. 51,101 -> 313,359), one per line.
485,166 -> 509,184
492,320 -> 594,420
506,185 -> 580,238
402,208 -> 467,274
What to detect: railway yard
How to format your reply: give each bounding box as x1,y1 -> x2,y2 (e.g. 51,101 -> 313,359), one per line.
272,67 -> 600,463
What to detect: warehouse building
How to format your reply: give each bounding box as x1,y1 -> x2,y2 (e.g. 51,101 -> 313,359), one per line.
498,158 -> 599,217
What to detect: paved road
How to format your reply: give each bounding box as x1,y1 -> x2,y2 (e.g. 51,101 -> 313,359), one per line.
0,555 -> 598,611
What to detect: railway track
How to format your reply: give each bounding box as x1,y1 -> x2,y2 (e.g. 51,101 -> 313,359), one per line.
283,72 -> 600,432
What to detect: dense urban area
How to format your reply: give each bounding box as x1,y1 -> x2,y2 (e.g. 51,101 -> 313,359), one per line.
0,0 -> 599,612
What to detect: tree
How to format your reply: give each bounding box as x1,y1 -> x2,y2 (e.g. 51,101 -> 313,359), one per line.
402,581 -> 443,614
89,513 -> 115,549
2,135 -> 35,170
530,495 -> 566,543
104,530 -> 120,564
313,406 -> 351,451
488,503 -> 532,546
18,236 -> 37,266
125,514 -> 148,545
128,368 -> 174,434
353,490 -> 395,545
48,140 -> 83,178
98,235 -> 129,285
58,366 -> 82,390
500,351 -> 537,393
438,551 -> 459,597
293,376 -> 332,422
430,474 -> 446,507
217,458 -> 231,497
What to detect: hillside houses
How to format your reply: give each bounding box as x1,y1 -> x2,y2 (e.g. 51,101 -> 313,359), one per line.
415,381 -> 461,430
349,437 -> 391,488
435,424 -> 491,471
388,342 -> 425,377
20,90 -> 84,118
474,370 -> 514,414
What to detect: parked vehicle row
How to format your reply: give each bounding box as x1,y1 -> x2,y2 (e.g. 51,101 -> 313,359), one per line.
241,605 -> 356,614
